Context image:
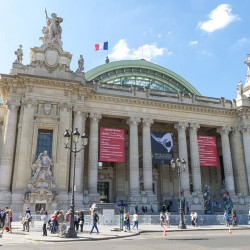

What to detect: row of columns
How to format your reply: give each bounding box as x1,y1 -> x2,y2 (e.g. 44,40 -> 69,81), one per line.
1,103 -> 250,200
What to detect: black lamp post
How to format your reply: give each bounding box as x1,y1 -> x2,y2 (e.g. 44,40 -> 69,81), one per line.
170,158 -> 187,229
63,128 -> 88,238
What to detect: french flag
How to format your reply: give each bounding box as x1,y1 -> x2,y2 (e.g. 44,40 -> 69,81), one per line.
95,41 -> 108,51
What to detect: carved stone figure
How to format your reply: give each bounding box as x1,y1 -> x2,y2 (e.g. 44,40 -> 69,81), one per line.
31,151 -> 53,182
14,45 -> 23,64
44,102 -> 52,115
76,55 -> 84,72
27,151 -> 56,212
223,188 -> 234,215
203,185 -> 212,214
40,10 -> 63,48
237,81 -> 243,98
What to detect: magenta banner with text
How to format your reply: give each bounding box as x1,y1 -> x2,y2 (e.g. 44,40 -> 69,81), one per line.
99,127 -> 125,162
197,135 -> 218,167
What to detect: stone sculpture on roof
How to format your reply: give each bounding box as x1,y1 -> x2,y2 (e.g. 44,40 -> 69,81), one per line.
76,55 -> 84,72
14,45 -> 23,64
40,9 -> 63,49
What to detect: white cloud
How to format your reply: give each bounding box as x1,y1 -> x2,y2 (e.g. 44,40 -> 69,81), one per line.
197,50 -> 213,57
234,37 -> 250,47
109,39 -> 166,61
189,40 -> 198,46
198,4 -> 239,33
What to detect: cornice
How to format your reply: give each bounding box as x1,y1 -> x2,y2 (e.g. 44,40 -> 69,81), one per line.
86,93 -> 235,117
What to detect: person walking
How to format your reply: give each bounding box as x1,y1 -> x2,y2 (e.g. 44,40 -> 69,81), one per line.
160,212 -> 166,227
51,211 -> 59,234
165,212 -> 170,228
1,209 -> 12,233
74,213 -> 80,232
124,211 -> 131,232
89,210 -> 99,234
79,212 -> 84,232
41,210 -> 49,236
223,210 -> 230,227
232,210 -> 237,227
132,212 -> 139,230
23,209 -> 31,232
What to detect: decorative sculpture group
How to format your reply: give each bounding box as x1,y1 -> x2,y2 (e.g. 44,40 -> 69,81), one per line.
40,9 -> 63,48
30,151 -> 54,187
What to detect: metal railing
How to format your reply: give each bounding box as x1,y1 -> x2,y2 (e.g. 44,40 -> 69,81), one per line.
12,214 -> 249,227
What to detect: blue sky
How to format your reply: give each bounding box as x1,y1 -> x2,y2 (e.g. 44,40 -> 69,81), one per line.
1,0 -> 250,99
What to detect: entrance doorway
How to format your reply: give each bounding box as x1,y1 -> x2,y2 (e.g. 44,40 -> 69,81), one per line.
98,182 -> 109,203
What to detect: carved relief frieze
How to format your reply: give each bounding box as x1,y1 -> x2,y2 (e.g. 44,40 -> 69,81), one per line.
36,101 -> 58,116
98,167 -> 114,181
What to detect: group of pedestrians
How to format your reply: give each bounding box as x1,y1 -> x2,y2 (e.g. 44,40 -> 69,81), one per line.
123,211 -> 140,232
223,210 -> 237,227
0,207 -> 12,233
45,209 -> 85,237
160,211 -> 170,227
190,211 -> 198,227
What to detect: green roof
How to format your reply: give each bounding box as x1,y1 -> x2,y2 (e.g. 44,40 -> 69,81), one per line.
85,59 -> 201,95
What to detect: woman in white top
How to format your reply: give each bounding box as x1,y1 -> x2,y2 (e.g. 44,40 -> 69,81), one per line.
41,210 -> 49,236
132,212 -> 139,230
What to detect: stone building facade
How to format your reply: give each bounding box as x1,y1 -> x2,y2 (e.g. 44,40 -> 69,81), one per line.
1,12 -> 250,214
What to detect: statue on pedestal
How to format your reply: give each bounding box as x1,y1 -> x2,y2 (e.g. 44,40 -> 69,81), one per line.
237,81 -> 243,98
30,151 -> 53,184
223,188 -> 234,215
203,185 -> 212,214
40,9 -> 63,48
14,45 -> 23,64
76,55 -> 84,72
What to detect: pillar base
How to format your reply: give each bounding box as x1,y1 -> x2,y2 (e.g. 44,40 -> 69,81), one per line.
0,191 -> 12,209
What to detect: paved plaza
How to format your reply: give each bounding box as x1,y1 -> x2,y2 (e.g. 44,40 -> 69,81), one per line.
0,221 -> 250,245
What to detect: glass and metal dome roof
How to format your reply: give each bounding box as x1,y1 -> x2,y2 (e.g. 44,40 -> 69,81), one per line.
85,59 -> 201,95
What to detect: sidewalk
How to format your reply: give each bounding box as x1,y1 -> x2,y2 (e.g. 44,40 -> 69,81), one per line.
0,222 -> 250,244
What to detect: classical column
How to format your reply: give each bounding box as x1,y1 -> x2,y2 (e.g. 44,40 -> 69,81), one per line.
142,117 -> 154,195
71,107 -> 88,194
217,126 -> 235,194
127,116 -> 141,196
189,123 -> 202,194
57,103 -> 72,192
174,122 -> 190,195
240,125 -> 250,193
0,122 -> 3,162
0,100 -> 20,191
12,98 -> 36,191
88,113 -> 102,199
231,127 -> 248,195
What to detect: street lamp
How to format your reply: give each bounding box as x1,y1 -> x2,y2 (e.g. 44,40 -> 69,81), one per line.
170,158 -> 186,229
63,128 -> 88,238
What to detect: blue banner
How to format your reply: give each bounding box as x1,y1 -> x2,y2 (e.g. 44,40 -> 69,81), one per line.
151,132 -> 173,164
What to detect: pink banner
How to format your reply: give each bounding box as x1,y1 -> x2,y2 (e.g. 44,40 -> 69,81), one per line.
99,127 -> 125,162
197,135 -> 218,167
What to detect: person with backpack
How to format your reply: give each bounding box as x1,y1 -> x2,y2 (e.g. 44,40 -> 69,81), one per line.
22,209 -> 31,232
89,210 -> 99,234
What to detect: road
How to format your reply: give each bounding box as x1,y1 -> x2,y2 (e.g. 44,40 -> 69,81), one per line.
1,230 -> 250,250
